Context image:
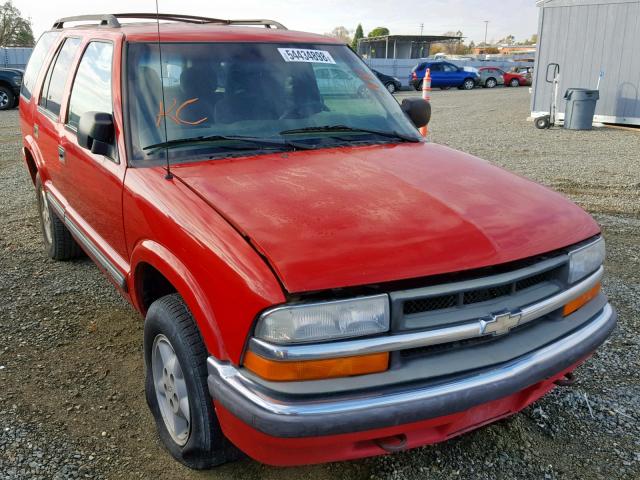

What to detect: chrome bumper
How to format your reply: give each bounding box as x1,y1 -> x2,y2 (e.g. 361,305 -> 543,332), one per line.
207,303 -> 616,438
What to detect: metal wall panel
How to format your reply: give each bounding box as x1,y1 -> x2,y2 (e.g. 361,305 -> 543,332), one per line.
532,0 -> 640,125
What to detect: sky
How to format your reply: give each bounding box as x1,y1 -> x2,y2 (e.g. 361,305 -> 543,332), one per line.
13,0 -> 539,44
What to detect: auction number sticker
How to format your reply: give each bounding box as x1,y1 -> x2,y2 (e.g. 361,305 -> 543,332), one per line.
278,48 -> 336,64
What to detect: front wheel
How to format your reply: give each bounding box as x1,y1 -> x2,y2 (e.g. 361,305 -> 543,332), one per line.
385,82 -> 396,94
485,78 -> 497,88
510,78 -> 520,87
462,78 -> 475,90
144,294 -> 240,469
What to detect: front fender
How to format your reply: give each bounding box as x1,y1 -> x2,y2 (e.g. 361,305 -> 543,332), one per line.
129,239 -> 227,359
123,168 -> 286,363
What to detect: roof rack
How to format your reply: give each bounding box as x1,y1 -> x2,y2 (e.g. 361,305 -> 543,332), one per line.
52,13 -> 287,30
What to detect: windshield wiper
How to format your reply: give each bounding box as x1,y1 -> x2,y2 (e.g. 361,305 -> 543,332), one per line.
143,134 -> 313,153
279,125 -> 421,143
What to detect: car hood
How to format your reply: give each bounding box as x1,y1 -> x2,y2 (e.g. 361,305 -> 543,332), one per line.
173,143 -> 599,293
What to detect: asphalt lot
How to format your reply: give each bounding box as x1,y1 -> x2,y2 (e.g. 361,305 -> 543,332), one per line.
1,86 -> 639,479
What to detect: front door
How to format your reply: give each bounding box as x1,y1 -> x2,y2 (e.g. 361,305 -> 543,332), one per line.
59,39 -> 129,286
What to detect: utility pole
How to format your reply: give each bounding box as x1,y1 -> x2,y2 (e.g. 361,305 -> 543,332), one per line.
483,20 -> 489,45
419,23 -> 424,36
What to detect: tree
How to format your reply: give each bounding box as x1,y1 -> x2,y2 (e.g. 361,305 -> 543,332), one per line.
367,27 -> 389,38
497,34 -> 516,45
522,34 -> 537,45
351,23 -> 364,50
326,26 -> 351,44
431,31 -> 469,55
0,1 -> 34,46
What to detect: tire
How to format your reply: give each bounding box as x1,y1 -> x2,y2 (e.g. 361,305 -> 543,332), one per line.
510,78 -> 520,87
144,294 -> 240,469
0,86 -> 15,110
385,82 -> 396,94
535,116 -> 551,129
462,78 -> 475,90
35,174 -> 83,260
414,80 -> 423,91
485,77 -> 497,88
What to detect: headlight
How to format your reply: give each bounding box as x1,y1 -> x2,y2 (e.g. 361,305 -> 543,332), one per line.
255,294 -> 390,344
13,75 -> 21,85
568,237 -> 605,283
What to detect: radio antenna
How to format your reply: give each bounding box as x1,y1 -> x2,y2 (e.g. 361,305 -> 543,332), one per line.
155,0 -> 173,180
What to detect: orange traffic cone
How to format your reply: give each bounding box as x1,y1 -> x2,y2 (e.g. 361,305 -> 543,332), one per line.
420,68 -> 431,137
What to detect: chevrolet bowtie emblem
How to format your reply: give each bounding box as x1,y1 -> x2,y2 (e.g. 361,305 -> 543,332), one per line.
481,310 -> 523,336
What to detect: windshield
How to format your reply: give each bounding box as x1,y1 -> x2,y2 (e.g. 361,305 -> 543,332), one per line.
126,42 -> 422,165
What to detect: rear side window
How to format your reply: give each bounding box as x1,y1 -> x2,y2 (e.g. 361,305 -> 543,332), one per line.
67,42 -> 114,130
38,37 -> 81,117
21,32 -> 60,101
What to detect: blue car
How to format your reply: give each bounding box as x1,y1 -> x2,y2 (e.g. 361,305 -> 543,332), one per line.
410,61 -> 479,91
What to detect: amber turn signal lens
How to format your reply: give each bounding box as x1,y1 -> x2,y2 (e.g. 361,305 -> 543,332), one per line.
563,282 -> 601,317
243,350 -> 389,382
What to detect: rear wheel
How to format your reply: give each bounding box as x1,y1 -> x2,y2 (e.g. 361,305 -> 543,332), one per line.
510,78 -> 520,87
462,78 -> 475,90
0,86 -> 14,110
414,80 -> 423,91
35,174 -> 82,260
144,294 -> 240,469
485,77 -> 497,88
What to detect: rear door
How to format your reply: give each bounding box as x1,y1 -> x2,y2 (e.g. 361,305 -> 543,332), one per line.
59,39 -> 129,285
35,36 -> 81,201
428,63 -> 443,87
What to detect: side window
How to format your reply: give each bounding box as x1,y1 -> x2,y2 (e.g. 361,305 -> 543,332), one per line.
67,42 -> 114,130
39,37 -> 81,117
21,31 -> 60,101
442,64 -> 457,72
429,64 -> 442,72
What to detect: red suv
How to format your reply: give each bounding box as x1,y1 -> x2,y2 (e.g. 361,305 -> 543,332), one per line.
20,13 -> 615,469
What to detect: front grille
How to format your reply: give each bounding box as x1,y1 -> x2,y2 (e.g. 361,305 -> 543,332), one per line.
403,294 -> 458,314
402,266 -> 560,317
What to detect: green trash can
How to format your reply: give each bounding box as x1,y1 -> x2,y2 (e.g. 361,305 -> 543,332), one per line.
563,88 -> 599,130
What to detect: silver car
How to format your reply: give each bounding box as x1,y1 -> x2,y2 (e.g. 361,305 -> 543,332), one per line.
478,67 -> 505,88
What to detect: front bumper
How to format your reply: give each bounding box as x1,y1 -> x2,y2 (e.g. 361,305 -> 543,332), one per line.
208,303 -> 615,439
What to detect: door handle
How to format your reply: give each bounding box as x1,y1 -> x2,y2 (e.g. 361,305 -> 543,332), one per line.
58,145 -> 65,163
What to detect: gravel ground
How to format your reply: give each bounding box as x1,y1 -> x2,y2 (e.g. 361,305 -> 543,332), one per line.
1,87 -> 639,480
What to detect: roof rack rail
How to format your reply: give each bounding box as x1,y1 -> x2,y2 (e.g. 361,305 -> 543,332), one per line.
52,13 -> 287,30
52,14 -> 120,29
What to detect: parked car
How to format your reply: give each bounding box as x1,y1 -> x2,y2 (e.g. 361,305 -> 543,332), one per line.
20,13 -> 616,470
372,69 -> 401,93
0,67 -> 23,110
477,66 -> 505,88
410,61 -> 480,90
502,69 -> 531,87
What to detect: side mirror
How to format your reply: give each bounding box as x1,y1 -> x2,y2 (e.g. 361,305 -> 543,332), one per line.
78,111 -> 114,156
401,97 -> 431,129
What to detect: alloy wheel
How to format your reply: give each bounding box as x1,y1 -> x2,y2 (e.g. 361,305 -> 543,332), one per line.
152,334 -> 191,446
